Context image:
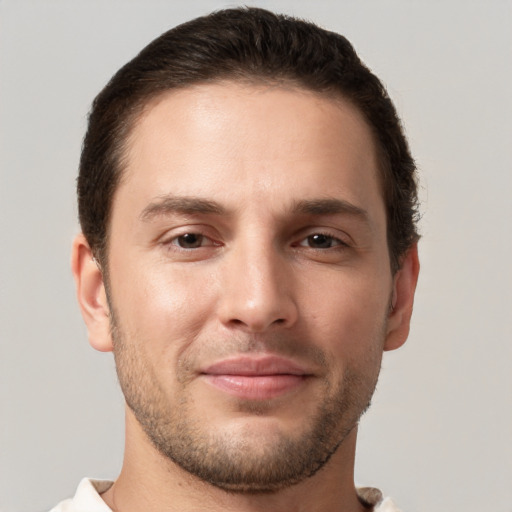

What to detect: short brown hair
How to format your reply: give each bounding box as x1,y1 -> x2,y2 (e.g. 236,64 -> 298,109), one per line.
78,7 -> 419,273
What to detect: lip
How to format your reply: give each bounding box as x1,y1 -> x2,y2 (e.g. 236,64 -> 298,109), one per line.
200,355 -> 311,400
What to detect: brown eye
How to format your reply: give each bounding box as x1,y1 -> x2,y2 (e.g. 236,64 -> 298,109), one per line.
302,234 -> 342,249
175,233 -> 204,248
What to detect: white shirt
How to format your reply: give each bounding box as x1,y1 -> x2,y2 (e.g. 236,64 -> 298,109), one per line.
50,478 -> 402,512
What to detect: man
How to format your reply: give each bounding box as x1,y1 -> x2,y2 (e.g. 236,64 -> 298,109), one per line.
55,7 -> 420,512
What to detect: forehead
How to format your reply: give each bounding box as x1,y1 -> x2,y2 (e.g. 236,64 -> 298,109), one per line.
116,81 -> 384,225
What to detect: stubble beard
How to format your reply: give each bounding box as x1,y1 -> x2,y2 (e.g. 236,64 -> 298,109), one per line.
109,310 -> 384,494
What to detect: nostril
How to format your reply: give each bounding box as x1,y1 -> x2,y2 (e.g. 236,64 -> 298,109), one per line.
226,317 -> 287,332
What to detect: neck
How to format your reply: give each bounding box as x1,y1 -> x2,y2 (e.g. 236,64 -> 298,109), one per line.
101,407 -> 367,512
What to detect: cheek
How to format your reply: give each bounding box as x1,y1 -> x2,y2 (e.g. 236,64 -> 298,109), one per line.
302,269 -> 391,361
109,261 -> 218,357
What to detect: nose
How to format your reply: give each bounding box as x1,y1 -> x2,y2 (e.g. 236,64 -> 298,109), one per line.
217,240 -> 298,333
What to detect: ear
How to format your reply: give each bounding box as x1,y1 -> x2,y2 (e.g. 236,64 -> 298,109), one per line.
71,234 -> 113,352
384,244 -> 420,351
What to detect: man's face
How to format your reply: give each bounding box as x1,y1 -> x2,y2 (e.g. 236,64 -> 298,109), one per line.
100,82 -> 401,491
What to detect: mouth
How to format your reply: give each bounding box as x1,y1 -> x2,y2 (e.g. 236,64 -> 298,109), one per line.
200,355 -> 312,400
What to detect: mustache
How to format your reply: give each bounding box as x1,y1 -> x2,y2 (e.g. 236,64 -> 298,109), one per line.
178,332 -> 329,373
108,308 -> 330,374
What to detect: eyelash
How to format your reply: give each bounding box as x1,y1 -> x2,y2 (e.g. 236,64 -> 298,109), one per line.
294,232 -> 348,250
162,231 -> 349,252
166,233 -> 219,250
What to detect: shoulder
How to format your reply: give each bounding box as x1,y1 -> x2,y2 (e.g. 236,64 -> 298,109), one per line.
357,487 -> 402,512
49,478 -> 114,512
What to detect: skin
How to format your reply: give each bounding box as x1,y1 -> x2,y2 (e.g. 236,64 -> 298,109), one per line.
72,82 -> 419,512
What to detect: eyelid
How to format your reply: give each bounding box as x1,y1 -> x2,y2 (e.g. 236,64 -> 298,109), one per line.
293,228 -> 352,248
155,225 -> 352,251
169,233 -> 217,248
296,234 -> 345,248
157,225 -> 222,247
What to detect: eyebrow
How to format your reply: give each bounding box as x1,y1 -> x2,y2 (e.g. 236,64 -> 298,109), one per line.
140,195 -> 369,223
292,198 -> 369,220
140,195 -> 227,221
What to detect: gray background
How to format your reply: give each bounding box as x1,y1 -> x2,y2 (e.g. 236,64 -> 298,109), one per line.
1,1 -> 511,511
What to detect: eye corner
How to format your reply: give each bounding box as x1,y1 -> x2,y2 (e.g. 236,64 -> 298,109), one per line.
294,232 -> 350,250
156,226 -> 225,260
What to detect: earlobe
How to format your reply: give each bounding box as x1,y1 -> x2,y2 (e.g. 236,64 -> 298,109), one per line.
384,244 -> 420,351
71,234 -> 113,352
